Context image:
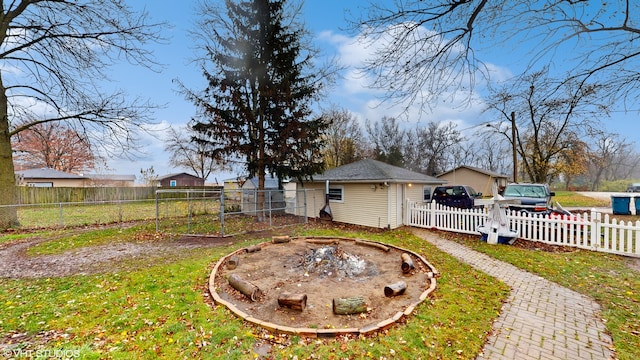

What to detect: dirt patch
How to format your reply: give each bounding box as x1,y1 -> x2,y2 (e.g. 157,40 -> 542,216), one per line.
625,257 -> 640,272
210,237 -> 436,334
0,219 -> 381,279
0,227 -> 252,279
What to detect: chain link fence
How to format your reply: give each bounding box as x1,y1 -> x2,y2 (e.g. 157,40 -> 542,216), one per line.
154,188 -> 309,236
0,187 -> 311,236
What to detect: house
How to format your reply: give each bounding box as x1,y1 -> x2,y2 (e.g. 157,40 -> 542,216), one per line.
157,173 -> 205,187
297,159 -> 444,229
82,174 -> 136,187
240,175 -> 295,214
436,165 -> 508,197
16,168 -> 85,187
16,168 -> 137,187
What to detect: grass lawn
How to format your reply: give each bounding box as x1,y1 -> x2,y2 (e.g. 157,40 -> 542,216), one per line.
0,225 -> 509,359
553,191 -> 611,208
1,191 -> 638,359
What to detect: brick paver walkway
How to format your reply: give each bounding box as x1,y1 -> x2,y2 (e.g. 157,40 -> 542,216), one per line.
411,229 -> 615,360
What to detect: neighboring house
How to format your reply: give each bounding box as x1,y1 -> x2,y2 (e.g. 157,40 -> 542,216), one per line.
16,168 -> 137,187
16,168 -> 85,187
83,174 -> 136,187
241,175 -> 295,214
436,165 -> 508,197
157,173 -> 205,187
297,159 -> 444,229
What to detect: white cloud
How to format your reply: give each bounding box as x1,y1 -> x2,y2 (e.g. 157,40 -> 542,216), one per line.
323,21 -> 501,133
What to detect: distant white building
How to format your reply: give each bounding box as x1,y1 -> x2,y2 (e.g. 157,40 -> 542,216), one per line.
240,175 -> 295,214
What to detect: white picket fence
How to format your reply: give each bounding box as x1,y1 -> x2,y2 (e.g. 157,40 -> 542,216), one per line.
407,201 -> 640,258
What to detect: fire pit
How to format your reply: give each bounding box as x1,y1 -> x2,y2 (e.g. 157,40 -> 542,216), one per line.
208,236 -> 438,337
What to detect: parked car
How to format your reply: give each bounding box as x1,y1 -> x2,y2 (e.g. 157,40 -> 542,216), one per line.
502,183 -> 555,212
626,183 -> 640,192
432,185 -> 482,209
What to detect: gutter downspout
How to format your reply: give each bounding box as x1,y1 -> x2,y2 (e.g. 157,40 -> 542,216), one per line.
387,183 -> 391,229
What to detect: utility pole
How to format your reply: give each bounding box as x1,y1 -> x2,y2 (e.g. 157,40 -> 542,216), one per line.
511,111 -> 517,183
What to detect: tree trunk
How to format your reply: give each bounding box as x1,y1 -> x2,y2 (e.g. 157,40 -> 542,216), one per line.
355,239 -> 390,252
401,253 -> 415,273
246,245 -> 261,253
333,296 -> 368,315
226,256 -> 239,270
256,172 -> 265,222
0,78 -> 18,229
272,236 -> 290,243
384,281 -> 407,297
228,274 -> 262,301
277,292 -> 307,311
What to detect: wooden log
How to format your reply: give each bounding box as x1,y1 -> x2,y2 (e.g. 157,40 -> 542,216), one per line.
272,236 -> 291,244
384,281 -> 407,297
277,292 -> 307,311
228,274 -> 262,301
355,239 -> 390,252
246,245 -> 261,253
305,239 -> 338,245
226,256 -> 239,270
333,296 -> 368,315
401,253 -> 415,274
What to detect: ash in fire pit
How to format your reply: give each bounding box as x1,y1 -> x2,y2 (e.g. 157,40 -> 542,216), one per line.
301,245 -> 378,279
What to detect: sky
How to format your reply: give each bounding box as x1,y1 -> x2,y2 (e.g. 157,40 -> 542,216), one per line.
101,0 -> 639,183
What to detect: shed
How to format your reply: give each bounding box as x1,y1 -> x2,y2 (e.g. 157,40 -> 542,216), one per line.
297,159 -> 444,229
157,173 -> 205,187
436,165 -> 508,197
240,175 -> 295,214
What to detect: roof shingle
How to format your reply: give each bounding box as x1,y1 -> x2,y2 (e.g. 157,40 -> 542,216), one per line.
310,159 -> 442,184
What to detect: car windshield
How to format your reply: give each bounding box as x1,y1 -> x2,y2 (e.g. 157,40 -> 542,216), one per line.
504,185 -> 547,198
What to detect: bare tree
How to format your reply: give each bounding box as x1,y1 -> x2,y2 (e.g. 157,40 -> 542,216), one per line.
365,117 -> 406,167
139,166 -> 159,187
485,70 -> 609,183
352,0 -> 640,109
586,131 -> 640,189
364,117 -> 462,175
0,0 -> 165,228
467,137 -> 511,176
405,122 -> 462,176
320,107 -> 368,169
164,125 -> 227,181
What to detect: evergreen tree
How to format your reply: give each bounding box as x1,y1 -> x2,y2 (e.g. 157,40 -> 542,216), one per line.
181,0 -> 328,219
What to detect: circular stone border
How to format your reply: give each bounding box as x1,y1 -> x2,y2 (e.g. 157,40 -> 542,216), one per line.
208,236 -> 439,338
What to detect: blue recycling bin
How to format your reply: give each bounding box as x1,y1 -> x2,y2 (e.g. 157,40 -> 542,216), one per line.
635,196 -> 640,215
611,195 -> 631,215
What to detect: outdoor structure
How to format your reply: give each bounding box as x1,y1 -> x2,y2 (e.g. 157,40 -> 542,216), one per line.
81,174 -> 136,187
157,173 -> 205,187
16,168 -> 85,187
240,175 -> 295,214
15,168 -> 135,187
436,165 -> 508,197
209,235 -> 438,337
298,159 -> 444,229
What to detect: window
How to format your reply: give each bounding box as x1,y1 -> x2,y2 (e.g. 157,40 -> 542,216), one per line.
27,182 -> 53,188
170,180 -> 177,187
423,186 -> 432,201
327,186 -> 343,202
